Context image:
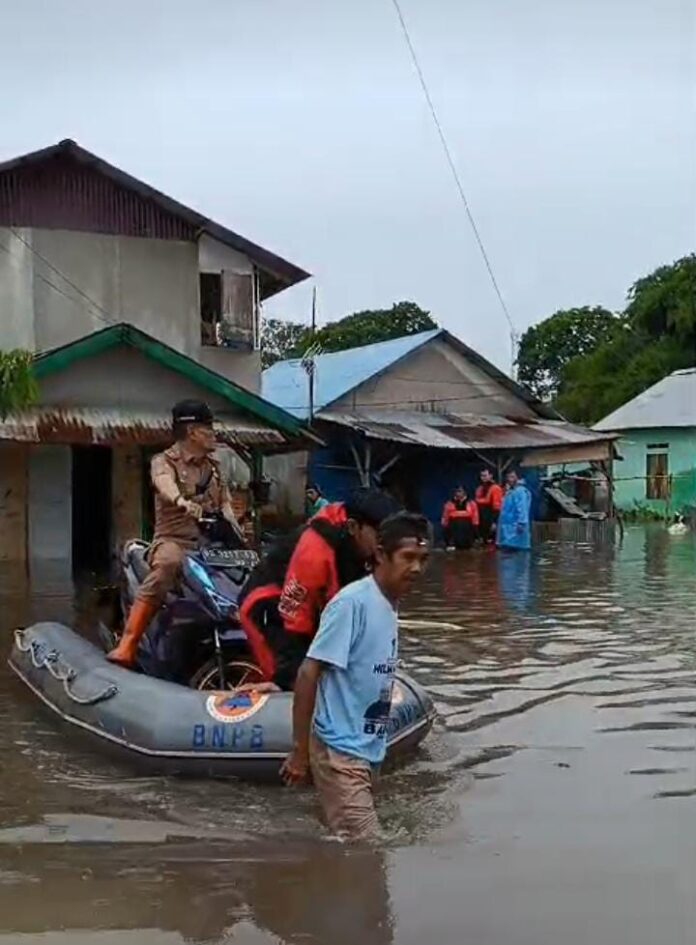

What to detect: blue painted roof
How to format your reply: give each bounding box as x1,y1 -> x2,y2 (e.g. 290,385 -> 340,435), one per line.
262,329 -> 442,418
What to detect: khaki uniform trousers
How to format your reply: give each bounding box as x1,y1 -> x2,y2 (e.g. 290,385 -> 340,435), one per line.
136,539 -> 195,606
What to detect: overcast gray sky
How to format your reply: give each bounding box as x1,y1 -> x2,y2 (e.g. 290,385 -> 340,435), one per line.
1,0 -> 694,370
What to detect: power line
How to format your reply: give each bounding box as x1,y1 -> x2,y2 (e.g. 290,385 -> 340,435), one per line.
8,228 -> 116,328
0,239 -> 117,330
389,0 -> 516,340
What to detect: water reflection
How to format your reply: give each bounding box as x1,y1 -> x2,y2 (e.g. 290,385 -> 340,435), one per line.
1,526 -> 695,944
0,837 -> 392,945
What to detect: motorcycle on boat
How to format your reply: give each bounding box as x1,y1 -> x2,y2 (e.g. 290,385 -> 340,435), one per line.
100,515 -> 263,691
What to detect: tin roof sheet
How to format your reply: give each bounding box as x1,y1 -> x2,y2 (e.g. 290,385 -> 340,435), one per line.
319,408 -> 615,452
0,406 -> 286,447
594,368 -> 696,431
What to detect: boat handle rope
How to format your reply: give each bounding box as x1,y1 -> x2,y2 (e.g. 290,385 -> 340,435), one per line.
13,629 -> 118,706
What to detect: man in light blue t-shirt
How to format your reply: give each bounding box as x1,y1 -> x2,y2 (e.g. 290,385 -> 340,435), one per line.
281,512 -> 431,840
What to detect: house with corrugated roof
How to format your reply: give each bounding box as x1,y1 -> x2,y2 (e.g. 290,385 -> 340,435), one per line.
594,368 -> 696,514
263,328 -> 615,526
0,139 -> 311,576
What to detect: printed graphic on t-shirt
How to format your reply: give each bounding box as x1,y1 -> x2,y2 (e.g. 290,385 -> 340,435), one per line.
363,645 -> 397,737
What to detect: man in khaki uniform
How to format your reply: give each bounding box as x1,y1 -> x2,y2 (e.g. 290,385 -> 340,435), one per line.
107,400 -> 243,668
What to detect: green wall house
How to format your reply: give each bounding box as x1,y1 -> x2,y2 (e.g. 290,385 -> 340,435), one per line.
594,369 -> 696,515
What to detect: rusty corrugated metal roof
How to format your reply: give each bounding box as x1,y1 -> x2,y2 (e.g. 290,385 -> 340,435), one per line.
0,139 -> 310,299
319,408 -> 616,452
0,407 -> 286,447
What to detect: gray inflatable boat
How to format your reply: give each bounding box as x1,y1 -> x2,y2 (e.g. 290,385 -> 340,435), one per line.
8,623 -> 435,781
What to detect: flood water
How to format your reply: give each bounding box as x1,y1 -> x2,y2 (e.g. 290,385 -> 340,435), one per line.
1,526 -> 694,945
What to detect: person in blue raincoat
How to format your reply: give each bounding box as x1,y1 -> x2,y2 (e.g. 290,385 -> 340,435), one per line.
496,470 -> 532,551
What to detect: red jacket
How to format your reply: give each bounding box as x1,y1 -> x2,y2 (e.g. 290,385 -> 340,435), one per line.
442,500 -> 479,528
475,482 -> 503,512
277,503 -> 347,636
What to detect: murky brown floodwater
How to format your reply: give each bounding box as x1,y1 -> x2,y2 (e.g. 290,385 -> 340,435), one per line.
1,526 -> 695,945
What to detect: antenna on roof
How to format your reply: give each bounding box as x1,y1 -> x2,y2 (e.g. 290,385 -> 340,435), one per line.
301,286 -> 322,423
510,329 -> 520,380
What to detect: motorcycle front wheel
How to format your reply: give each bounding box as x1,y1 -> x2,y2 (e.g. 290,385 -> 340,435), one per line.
190,658 -> 265,692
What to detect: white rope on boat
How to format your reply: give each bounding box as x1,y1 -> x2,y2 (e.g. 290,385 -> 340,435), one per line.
13,628 -> 118,706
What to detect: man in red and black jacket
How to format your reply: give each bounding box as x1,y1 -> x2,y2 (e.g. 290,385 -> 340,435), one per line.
239,489 -> 400,690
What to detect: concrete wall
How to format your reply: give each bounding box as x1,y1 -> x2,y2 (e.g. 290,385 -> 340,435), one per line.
28,445 -> 72,582
39,346 -> 259,423
613,427 -> 696,513
0,443 -> 28,565
0,231 -> 35,350
199,234 -> 253,275
112,446 -> 143,551
0,227 -> 261,389
332,338 -> 536,417
197,345 -> 261,393
0,227 -> 199,354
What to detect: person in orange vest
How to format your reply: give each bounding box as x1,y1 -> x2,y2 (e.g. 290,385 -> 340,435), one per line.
475,468 -> 504,544
441,486 -> 479,550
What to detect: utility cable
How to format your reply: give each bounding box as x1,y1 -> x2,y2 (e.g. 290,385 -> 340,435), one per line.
389,0 -> 515,340
8,228 -> 117,327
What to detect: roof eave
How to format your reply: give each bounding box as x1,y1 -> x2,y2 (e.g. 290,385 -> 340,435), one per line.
33,323 -> 312,441
0,139 -> 310,299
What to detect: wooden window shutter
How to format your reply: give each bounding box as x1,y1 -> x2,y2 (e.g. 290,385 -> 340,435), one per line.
220,271 -> 254,348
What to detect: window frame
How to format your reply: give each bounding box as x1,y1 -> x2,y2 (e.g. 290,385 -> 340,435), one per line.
645,444 -> 670,500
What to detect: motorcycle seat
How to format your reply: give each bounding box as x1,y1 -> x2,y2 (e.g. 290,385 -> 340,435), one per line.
126,542 -> 151,583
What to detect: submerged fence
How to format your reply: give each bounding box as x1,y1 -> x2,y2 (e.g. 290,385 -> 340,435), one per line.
533,517 -> 620,545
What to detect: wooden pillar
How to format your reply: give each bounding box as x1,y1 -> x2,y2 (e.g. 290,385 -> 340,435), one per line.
0,442 -> 28,568
112,445 -> 144,553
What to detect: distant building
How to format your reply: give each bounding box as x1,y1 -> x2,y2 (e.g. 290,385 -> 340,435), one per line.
0,139 -> 310,576
594,368 -> 696,514
263,328 -> 614,526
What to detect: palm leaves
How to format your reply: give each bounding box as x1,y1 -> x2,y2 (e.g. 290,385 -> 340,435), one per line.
0,350 -> 38,418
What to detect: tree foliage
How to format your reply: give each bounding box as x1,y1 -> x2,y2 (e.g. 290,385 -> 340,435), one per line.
260,318 -> 308,369
516,306 -> 618,400
544,255 -> 696,424
0,350 -> 38,418
261,301 -> 437,368
310,301 -> 436,353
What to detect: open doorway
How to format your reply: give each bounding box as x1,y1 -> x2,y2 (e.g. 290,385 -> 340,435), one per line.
72,446 -> 112,575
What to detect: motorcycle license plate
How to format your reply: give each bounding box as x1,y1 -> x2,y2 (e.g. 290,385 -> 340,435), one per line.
201,548 -> 259,569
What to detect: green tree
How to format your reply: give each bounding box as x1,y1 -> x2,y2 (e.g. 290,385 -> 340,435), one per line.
260,318 -> 309,369
553,255 -> 696,424
0,350 -> 37,418
516,306 -> 618,400
261,301 -> 437,368
312,301 -> 436,353
625,254 -> 696,343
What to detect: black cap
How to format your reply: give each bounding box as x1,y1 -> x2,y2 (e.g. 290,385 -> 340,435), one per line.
172,400 -> 214,426
344,488 -> 402,527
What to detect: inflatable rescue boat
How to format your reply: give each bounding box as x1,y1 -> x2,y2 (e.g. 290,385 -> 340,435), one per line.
8,622 -> 435,780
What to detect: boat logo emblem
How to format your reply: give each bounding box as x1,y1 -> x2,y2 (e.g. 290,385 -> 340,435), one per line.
205,691 -> 270,724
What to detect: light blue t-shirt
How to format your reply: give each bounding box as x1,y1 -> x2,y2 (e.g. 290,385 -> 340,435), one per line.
309,575 -> 398,765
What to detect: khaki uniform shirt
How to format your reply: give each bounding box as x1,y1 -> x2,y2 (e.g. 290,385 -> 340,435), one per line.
151,443 -> 231,543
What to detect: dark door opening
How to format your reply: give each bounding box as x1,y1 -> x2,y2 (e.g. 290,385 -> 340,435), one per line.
72,445 -> 112,576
